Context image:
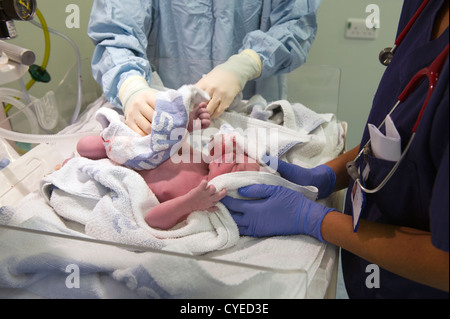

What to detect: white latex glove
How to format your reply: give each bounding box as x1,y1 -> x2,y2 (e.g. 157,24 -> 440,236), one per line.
196,49 -> 262,119
119,76 -> 158,136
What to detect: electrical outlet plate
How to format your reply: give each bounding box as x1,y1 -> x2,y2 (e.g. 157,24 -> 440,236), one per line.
346,18 -> 378,40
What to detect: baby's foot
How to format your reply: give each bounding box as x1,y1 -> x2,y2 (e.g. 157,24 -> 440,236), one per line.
77,135 -> 107,160
188,102 -> 211,132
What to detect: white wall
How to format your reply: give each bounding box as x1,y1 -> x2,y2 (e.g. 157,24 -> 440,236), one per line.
288,0 -> 403,148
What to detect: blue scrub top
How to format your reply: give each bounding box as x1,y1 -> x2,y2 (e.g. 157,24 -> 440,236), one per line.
88,0 -> 320,108
342,0 -> 449,299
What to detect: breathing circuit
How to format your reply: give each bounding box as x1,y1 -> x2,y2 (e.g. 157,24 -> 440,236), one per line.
0,3 -> 86,145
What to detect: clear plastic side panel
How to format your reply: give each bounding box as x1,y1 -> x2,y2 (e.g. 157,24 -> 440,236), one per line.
0,225 -> 308,299
0,64 -> 343,299
0,143 -> 64,207
0,58 -> 101,154
0,59 -> 102,205
287,64 -> 341,115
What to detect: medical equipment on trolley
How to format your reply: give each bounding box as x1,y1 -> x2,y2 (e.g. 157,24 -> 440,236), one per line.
0,40 -> 35,85
0,0 -> 37,85
0,0 -> 89,153
379,0 -> 430,66
0,0 -> 36,38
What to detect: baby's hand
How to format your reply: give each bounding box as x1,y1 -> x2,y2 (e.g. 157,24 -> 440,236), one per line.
188,102 -> 211,132
187,180 -> 227,212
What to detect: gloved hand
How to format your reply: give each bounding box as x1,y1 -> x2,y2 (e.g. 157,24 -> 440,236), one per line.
119,75 -> 158,136
221,184 -> 335,242
196,49 -> 262,119
264,155 -> 336,199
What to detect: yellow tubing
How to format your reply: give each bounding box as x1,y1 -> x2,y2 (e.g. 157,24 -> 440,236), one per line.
26,8 -> 51,90
4,8 -> 51,114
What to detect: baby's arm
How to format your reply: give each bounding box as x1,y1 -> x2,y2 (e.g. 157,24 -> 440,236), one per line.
145,180 -> 227,230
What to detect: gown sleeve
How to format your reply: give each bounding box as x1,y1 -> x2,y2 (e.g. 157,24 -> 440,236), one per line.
88,0 -> 154,107
241,0 -> 321,79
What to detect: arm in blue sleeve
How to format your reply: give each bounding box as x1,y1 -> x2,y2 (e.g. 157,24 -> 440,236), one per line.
242,0 -> 321,78
430,143 -> 449,252
88,0 -> 153,107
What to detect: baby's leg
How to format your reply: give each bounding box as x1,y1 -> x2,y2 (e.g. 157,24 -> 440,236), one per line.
145,180 -> 226,230
188,102 -> 210,132
76,135 -> 107,160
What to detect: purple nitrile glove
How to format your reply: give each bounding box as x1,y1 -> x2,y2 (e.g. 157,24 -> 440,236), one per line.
221,184 -> 334,242
263,155 -> 336,199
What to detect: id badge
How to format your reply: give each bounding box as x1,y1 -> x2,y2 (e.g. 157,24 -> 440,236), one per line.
351,169 -> 367,232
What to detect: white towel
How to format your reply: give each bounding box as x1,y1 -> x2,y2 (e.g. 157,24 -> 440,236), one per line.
210,171 -> 317,201
38,92 -> 344,255
205,99 -> 345,168
39,156 -> 319,254
40,157 -> 240,255
97,85 -> 209,170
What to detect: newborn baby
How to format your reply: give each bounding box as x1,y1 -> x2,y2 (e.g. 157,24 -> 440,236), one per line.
77,103 -> 264,230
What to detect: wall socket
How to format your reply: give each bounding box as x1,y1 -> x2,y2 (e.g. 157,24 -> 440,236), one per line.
345,18 -> 378,40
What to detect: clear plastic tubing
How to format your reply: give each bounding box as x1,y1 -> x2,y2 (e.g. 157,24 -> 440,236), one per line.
0,91 -> 39,134
0,125 -> 97,144
0,92 -> 96,144
30,20 -> 83,125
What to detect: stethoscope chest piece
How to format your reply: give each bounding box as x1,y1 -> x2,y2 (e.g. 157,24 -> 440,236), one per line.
379,47 -> 395,66
378,0 -> 432,67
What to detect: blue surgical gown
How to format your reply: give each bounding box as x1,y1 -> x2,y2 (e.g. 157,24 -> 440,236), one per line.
342,0 -> 449,299
87,0 -> 320,108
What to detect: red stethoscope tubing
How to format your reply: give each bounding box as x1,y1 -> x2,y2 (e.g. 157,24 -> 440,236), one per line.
380,0 -> 432,66
398,44 -> 449,132
395,0 -> 431,46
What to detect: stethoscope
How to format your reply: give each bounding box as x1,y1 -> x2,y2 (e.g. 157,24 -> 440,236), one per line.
379,0 -> 430,66
347,39 -> 449,194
